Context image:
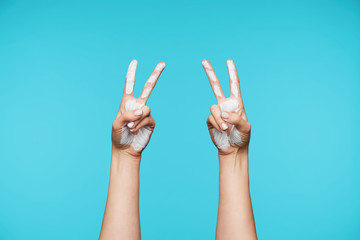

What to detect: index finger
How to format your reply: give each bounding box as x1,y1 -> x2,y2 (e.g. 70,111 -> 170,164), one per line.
124,59 -> 138,96
138,62 -> 166,104
202,59 -> 225,103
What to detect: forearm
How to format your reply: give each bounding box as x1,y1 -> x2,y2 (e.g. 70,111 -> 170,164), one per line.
100,147 -> 141,240
216,148 -> 257,240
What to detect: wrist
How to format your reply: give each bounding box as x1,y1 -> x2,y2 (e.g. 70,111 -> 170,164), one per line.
218,147 -> 249,172
111,145 -> 141,170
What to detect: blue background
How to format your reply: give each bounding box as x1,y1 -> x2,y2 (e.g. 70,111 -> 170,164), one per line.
0,0 -> 359,239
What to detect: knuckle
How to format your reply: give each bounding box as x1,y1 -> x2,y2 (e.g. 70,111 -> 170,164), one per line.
143,106 -> 151,115
112,120 -> 120,130
210,104 -> 217,112
234,113 -> 242,121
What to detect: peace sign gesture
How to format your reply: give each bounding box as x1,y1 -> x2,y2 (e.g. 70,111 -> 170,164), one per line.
202,59 -> 251,155
112,60 -> 166,156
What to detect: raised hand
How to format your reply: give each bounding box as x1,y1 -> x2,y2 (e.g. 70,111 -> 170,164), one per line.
202,59 -> 251,155
112,60 -> 165,156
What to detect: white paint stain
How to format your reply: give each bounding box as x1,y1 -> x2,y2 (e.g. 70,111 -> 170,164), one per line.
126,60 -> 137,94
231,84 -> 239,97
212,99 -> 243,150
147,75 -> 157,84
132,127 -> 152,151
230,71 -> 237,81
120,99 -> 152,151
125,99 -> 142,111
227,59 -> 236,71
148,62 -> 165,83
212,128 -> 230,150
207,71 -> 217,82
155,62 -> 166,71
202,60 -> 217,82
219,99 -> 239,112
228,126 -> 243,147
227,60 -> 239,97
141,87 -> 152,98
214,85 -> 222,97
202,60 -> 211,69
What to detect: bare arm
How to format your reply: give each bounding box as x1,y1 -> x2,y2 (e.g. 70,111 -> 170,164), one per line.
99,60 -> 165,240
217,149 -> 256,239
100,149 -> 141,240
202,59 -> 257,240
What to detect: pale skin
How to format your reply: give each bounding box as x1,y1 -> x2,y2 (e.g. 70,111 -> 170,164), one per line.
100,59 -> 256,239
202,59 -> 257,240
99,60 -> 165,240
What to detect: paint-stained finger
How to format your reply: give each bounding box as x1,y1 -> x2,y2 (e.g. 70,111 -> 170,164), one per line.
138,62 -> 166,104
202,59 -> 225,102
226,59 -> 244,108
210,105 -> 229,131
124,59 -> 138,96
127,106 -> 151,129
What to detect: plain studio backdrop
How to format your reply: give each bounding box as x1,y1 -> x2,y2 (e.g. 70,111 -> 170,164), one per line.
0,0 -> 359,239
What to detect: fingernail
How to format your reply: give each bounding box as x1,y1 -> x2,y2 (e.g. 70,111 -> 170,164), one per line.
130,128 -> 135,132
221,123 -> 228,130
127,122 -> 134,128
221,112 -> 229,118
134,109 -> 143,116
